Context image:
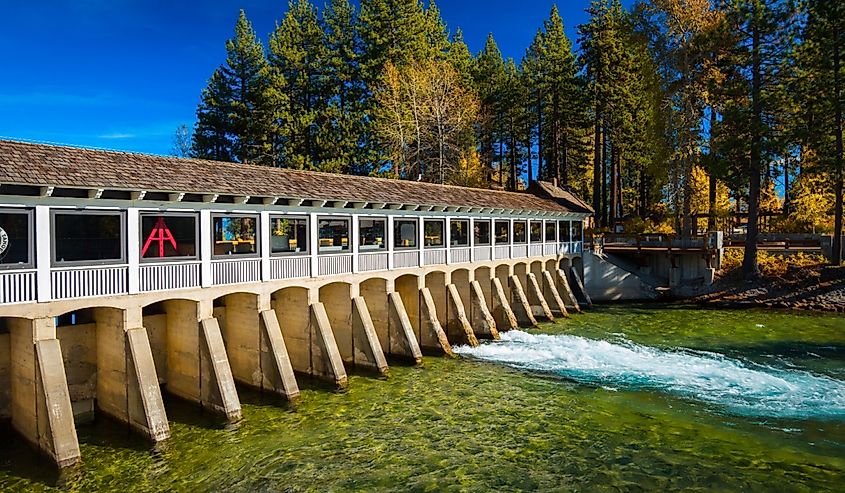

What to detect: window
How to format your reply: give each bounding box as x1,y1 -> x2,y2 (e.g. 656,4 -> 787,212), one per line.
494,220 -> 510,244
474,220 -> 491,246
213,215 -> 257,256
318,217 -> 350,253
424,220 -> 445,248
559,220 -> 571,242
53,211 -> 124,265
270,216 -> 308,255
545,221 -> 557,242
513,221 -> 527,244
394,219 -> 418,249
0,209 -> 33,269
140,214 -> 197,261
572,220 -> 583,241
451,220 -> 470,247
359,218 -> 386,251
530,221 -> 542,242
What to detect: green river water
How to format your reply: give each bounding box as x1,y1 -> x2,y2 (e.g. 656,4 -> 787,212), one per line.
1,304 -> 843,492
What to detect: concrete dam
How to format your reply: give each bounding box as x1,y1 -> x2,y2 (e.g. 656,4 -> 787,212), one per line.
0,140 -> 593,468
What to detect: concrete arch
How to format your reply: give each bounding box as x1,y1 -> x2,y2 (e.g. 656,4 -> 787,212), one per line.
424,271 -> 448,337
450,268 -> 471,311
473,266 -> 493,313
271,287 -> 312,376
212,292 -> 262,390
0,318 -> 11,420
394,274 -> 421,346
359,278 -> 390,355
53,307 -> 109,423
529,260 -> 544,280
559,257 -> 573,271
319,282 -> 354,365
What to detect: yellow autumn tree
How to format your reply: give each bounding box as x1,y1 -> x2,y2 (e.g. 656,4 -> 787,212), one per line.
789,172 -> 835,233
688,165 -> 731,231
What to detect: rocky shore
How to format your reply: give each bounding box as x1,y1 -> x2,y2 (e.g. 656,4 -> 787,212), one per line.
690,265 -> 845,313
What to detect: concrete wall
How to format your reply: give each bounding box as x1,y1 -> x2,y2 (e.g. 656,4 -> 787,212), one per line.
320,283 -> 353,365
583,252 -> 653,301
395,275 -> 421,346
55,321 -> 96,420
272,287 -> 311,375
0,330 -> 9,419
218,293 -> 262,388
143,313 -> 168,384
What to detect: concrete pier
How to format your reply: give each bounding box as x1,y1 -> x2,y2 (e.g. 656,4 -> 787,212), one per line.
491,277 -> 519,332
509,275 -> 539,327
556,268 -> 581,312
527,273 -> 555,322
542,270 -> 569,317
470,280 -> 499,340
447,284 -> 478,346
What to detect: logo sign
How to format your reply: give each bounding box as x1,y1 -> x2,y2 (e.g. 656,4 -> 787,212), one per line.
0,227 -> 8,258
141,217 -> 177,257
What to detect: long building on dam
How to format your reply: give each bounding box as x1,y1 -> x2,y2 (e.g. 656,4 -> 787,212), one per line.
0,139 -> 592,467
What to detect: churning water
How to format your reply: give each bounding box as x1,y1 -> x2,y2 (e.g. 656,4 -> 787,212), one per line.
454,330 -> 845,420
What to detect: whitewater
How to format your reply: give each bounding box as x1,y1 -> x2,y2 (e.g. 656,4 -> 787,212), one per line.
453,330 -> 845,420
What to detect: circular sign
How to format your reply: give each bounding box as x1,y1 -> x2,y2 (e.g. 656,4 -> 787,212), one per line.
0,227 -> 8,260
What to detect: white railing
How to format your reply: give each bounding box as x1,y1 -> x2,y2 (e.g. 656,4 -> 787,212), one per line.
529,244 -> 544,257
450,247 -> 471,263
51,265 -> 128,300
140,261 -> 201,292
424,249 -> 447,266
574,241 -> 583,253
512,244 -> 528,258
359,252 -> 389,272
393,251 -> 419,269
318,254 -> 353,276
494,245 -> 510,260
473,246 -> 491,261
543,243 -> 558,256
0,270 -> 37,304
270,256 -> 311,280
212,258 -> 261,286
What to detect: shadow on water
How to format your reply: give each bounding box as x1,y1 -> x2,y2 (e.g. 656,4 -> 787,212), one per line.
160,391 -> 233,430
0,424 -> 63,488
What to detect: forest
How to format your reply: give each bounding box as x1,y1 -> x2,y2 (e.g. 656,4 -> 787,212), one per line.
181,0 -> 844,276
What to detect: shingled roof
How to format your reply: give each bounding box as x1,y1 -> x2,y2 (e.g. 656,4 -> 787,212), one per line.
0,139 -> 590,214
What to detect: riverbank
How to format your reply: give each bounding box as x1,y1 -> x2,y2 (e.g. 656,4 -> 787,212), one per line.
690,264 -> 845,313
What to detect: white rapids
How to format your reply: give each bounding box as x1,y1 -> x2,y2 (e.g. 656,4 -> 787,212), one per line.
453,330 -> 845,420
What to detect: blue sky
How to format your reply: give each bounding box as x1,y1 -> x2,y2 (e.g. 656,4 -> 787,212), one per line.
0,1 -> 630,157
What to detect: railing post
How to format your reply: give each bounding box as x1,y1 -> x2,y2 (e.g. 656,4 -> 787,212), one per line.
509,218 -> 514,259
260,211 -> 271,281
35,205 -> 51,302
127,208 -> 140,294
351,215 -> 360,274
387,215 -> 395,270
469,217 -> 475,262
309,213 -> 319,278
418,217 -> 425,267
445,217 -> 452,265
200,210 -> 212,288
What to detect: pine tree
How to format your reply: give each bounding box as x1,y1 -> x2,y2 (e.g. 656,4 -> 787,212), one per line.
193,67 -> 234,162
473,34 -> 506,185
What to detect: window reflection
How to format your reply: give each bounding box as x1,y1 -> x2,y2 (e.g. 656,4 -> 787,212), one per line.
213,216 -> 257,256
530,221 -> 542,242
474,220 -> 491,245
394,219 -> 417,249
513,221 -> 527,244
451,220 -> 469,246
424,220 -> 444,248
271,216 -> 308,254
318,218 -> 349,253
494,221 -> 510,244
359,218 -> 386,251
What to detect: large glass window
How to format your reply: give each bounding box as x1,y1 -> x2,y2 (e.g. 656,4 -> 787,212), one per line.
494,221 -> 510,244
451,219 -> 470,247
424,220 -> 445,248
271,216 -> 308,255
318,217 -> 350,253
0,209 -> 32,269
474,220 -> 491,246
394,219 -> 418,249
530,221 -> 542,242
572,220 -> 583,241
213,215 -> 257,256
545,221 -> 557,242
513,221 -> 527,244
53,211 -> 124,264
559,220 -> 571,242
359,218 -> 386,251
140,214 -> 197,261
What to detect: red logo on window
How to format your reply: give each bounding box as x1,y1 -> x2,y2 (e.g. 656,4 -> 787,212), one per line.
142,217 -> 177,257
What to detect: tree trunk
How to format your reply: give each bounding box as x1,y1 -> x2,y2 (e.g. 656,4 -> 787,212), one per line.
743,5 -> 762,277
833,10 -> 843,265
708,106 -> 718,231
510,134 -> 517,191
601,124 -> 608,228
562,138 -> 569,186
537,87 -> 544,181
498,137 -> 504,188
609,143 -> 618,228
592,111 -> 602,222
783,153 -> 791,216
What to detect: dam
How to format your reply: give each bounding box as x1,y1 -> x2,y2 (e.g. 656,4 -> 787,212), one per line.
0,139 -> 591,468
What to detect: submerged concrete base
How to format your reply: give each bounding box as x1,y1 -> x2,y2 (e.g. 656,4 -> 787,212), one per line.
352,297 -> 389,376
556,268 -> 581,312
469,281 -> 499,340
509,275 -> 538,327
9,318 -> 80,468
420,287 -> 453,356
387,293 -> 423,364
447,284 -> 478,347
491,277 -> 519,332
310,303 -> 349,390
542,271 -> 569,317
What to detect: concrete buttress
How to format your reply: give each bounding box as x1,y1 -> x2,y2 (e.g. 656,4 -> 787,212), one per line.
469,281 -> 499,340
419,287 -> 453,356
509,275 -> 539,327
527,273 -> 556,322
309,303 -> 349,390
259,310 -> 300,401
556,268 -> 582,312
199,318 -> 242,421
542,270 -> 570,318
387,292 -> 423,364
491,277 -> 519,332
351,296 -> 389,376
447,284 -> 479,347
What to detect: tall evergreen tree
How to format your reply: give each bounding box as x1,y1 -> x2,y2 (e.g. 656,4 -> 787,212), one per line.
193,67 -> 234,162
473,34 -> 506,185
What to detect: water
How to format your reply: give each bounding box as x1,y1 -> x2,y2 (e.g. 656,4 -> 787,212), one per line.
1,304 -> 843,491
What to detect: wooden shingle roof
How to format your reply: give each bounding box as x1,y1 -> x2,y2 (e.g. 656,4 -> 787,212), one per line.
0,139 -> 588,214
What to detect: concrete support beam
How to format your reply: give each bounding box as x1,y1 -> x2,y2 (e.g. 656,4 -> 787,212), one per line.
555,268 -> 582,312
9,318 -> 80,468
469,281 -> 499,340
259,310 -> 300,401
387,292 -> 423,364
568,266 -> 593,308
447,284 -> 478,346
527,273 -> 555,322
509,275 -> 539,327
309,303 -> 349,389
96,307 -> 169,442
419,287 -> 453,356
199,318 -> 242,421
351,297 -> 389,376
491,277 -> 519,331
542,270 -> 569,318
